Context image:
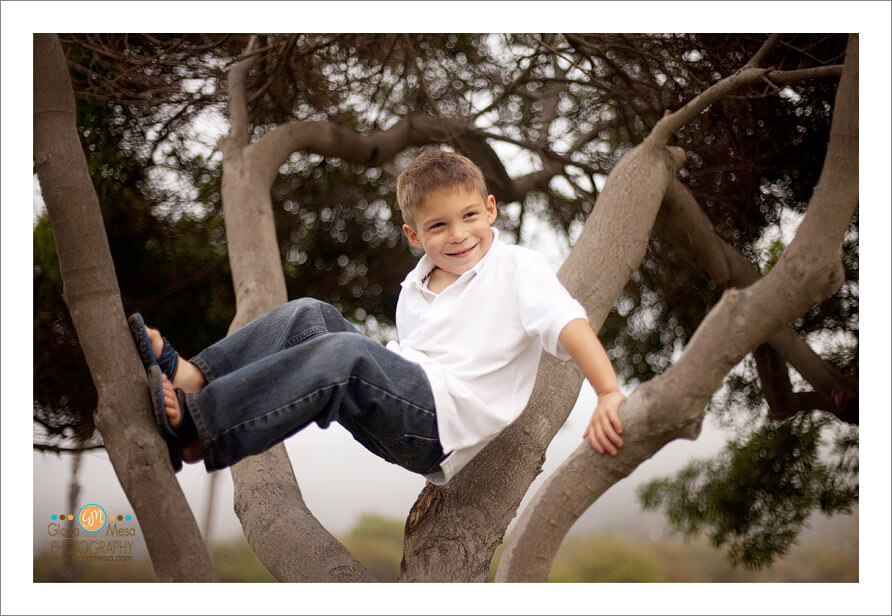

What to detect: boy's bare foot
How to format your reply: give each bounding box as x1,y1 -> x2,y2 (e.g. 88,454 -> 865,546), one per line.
161,373 -> 204,463
145,326 -> 207,394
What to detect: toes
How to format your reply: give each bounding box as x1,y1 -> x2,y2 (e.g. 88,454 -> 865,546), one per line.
161,376 -> 181,428
147,327 -> 165,361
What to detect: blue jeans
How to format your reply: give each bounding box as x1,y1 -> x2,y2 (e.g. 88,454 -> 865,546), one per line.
182,298 -> 445,475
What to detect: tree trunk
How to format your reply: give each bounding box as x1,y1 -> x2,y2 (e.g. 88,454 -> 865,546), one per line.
33,33 -> 215,582
220,42 -> 376,582
495,33 -> 858,582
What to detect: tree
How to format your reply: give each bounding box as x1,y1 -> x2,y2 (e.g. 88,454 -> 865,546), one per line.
33,33 -> 216,582
36,33 -> 858,582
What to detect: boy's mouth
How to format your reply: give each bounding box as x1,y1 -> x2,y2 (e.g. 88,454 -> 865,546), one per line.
446,244 -> 477,258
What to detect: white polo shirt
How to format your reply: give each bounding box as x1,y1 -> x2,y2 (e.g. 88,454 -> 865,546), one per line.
386,229 -> 587,484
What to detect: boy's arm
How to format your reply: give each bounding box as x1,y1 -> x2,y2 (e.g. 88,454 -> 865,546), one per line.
559,318 -> 626,455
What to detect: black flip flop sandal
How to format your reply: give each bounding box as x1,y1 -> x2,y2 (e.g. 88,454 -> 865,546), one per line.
128,313 -> 179,381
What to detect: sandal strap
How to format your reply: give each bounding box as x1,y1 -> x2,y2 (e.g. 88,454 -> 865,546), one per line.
128,313 -> 179,381
157,337 -> 179,380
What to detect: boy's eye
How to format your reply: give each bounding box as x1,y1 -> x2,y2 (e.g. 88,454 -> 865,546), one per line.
464,211 -> 477,219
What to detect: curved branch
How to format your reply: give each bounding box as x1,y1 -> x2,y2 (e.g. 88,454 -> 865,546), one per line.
219,36 -> 376,583
232,446 -> 376,581
654,179 -> 858,423
496,33 -> 858,582
227,36 -> 258,148
651,33 -> 843,145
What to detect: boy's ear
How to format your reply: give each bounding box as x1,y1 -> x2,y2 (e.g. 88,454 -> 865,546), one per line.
486,194 -> 498,224
402,223 -> 422,249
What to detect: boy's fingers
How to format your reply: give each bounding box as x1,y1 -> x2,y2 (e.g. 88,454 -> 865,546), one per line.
584,408 -> 625,455
587,431 -> 605,454
584,423 -> 605,454
599,413 -> 623,451
594,421 -> 617,456
610,409 -> 624,434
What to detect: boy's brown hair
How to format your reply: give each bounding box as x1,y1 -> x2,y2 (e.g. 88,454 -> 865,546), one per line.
396,149 -> 488,228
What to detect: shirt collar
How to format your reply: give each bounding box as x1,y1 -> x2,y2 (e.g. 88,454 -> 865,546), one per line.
402,227 -> 502,290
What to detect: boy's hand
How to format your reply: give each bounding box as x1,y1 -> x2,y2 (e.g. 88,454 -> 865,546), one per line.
583,391 -> 626,455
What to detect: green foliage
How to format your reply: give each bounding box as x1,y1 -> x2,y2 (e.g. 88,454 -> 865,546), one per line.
212,537 -> 277,582
638,415 -> 858,569
31,511 -> 857,582
270,159 -> 417,332
548,534 -> 663,582
338,513 -> 406,582
34,217 -> 97,443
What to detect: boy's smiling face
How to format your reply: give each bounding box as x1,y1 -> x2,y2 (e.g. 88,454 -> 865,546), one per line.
402,187 -> 498,279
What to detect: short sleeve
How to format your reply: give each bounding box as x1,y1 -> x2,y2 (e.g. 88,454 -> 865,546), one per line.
514,250 -> 588,360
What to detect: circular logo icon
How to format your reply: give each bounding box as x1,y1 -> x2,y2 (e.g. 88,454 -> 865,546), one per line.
78,504 -> 107,533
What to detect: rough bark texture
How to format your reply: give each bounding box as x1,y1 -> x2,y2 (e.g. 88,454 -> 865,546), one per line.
221,43 -> 375,582
495,34 -> 858,582
33,33 -> 215,582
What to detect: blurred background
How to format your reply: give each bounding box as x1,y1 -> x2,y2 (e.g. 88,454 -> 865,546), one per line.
10,3 -> 889,608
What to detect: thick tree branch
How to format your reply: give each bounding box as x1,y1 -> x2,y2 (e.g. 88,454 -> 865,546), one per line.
232,446 -> 376,581
34,33 -> 215,582
654,180 -> 858,423
220,38 -> 376,582
495,34 -> 858,582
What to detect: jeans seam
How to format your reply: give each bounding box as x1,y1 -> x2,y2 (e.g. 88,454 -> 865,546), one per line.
213,374 -> 436,443
285,325 -> 327,347
189,355 -> 216,382
181,391 -> 217,471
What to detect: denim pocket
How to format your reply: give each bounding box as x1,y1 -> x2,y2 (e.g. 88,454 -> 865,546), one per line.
380,433 -> 444,475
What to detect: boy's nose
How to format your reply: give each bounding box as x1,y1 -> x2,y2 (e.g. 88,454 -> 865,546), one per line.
447,227 -> 466,243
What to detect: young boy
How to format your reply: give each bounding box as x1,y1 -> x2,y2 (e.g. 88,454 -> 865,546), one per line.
131,150 -> 626,483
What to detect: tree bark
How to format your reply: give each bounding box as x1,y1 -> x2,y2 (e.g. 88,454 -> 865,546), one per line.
654,179 -> 858,423
221,41 -> 376,582
34,33 -> 215,582
495,33 -> 858,582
